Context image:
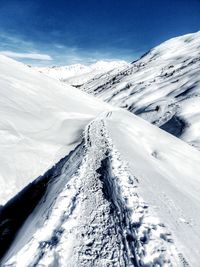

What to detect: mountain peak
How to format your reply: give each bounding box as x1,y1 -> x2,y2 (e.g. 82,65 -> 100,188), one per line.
34,60 -> 129,85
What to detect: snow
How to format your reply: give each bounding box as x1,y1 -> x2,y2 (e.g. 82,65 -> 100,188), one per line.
1,107 -> 200,266
1,116 -> 183,267
107,109 -> 200,266
80,31 -> 200,149
0,32 -> 200,266
35,60 -> 129,86
0,55 -> 111,205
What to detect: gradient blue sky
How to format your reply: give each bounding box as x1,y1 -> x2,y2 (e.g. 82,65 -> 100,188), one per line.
0,0 -> 200,66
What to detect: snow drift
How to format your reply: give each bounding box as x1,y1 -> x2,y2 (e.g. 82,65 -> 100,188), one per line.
0,55 -> 110,205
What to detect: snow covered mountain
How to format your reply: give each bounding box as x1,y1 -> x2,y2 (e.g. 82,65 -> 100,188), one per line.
0,55 -> 200,266
35,60 -> 129,86
81,31 -> 200,149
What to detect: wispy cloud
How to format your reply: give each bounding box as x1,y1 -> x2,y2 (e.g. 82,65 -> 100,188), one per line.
0,31 -> 135,66
0,51 -> 53,60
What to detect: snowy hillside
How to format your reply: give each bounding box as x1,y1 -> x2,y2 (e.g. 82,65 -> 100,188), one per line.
0,55 -> 200,266
35,60 -> 129,86
81,31 -> 200,149
0,55 -> 110,205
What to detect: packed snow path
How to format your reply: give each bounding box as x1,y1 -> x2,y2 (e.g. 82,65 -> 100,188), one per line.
1,117 -> 183,267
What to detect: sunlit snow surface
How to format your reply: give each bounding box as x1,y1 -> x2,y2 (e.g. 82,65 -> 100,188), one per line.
80,31 -> 200,149
1,116 -> 189,267
0,50 -> 200,266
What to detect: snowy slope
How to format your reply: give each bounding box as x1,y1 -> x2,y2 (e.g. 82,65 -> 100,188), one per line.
1,110 -> 200,266
81,31 -> 200,149
0,55 -> 111,205
35,60 -> 129,86
1,55 -> 200,266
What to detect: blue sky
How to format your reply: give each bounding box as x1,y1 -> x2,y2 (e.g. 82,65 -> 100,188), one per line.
0,0 -> 200,66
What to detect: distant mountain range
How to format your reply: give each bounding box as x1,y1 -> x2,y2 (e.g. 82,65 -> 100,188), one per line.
34,60 -> 129,86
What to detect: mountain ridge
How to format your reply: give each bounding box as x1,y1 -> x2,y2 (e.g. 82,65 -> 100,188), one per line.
77,30 -> 200,149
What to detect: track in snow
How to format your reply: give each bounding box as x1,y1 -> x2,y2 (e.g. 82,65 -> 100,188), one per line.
1,117 -> 184,267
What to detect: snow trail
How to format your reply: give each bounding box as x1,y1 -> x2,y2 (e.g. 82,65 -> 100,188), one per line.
1,117 -> 183,266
